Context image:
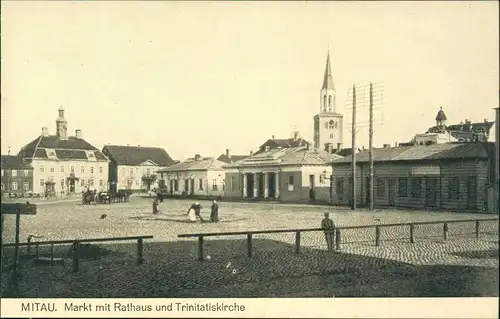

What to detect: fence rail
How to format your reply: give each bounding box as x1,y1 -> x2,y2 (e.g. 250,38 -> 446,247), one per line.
177,218 -> 499,261
2,235 -> 153,272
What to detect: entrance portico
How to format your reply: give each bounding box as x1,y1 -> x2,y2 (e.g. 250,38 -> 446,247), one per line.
242,170 -> 280,199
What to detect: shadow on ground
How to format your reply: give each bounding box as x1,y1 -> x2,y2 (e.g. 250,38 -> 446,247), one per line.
1,237 -> 498,298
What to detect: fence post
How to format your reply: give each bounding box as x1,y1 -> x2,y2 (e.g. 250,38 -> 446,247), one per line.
375,226 -> 381,246
295,231 -> 301,254
136,238 -> 144,265
475,221 -> 480,238
443,223 -> 448,240
72,241 -> 79,273
35,245 -> 39,259
198,236 -> 204,261
335,229 -> 341,251
410,224 -> 415,244
50,244 -> 54,265
247,234 -> 252,258
27,236 -> 32,255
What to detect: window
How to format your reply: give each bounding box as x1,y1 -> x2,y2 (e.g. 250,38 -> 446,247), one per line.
40,166 -> 45,173
288,176 -> 294,186
12,170 -> 17,177
1,183 -> 4,190
130,168 -> 133,176
70,166 -> 75,173
99,180 -> 103,186
12,182 -> 18,190
324,122 -> 329,129
90,166 -> 94,174
323,95 -> 327,109
320,175 -> 325,184
61,179 -> 65,187
81,179 -> 85,187
89,179 -> 94,186
61,165 -> 65,173
81,166 -> 85,173
1,169 -> 3,176
50,167 -> 55,173
336,178 -> 344,200
100,166 -> 103,173
376,178 -> 386,198
199,178 -> 203,190
328,95 -> 332,107
330,133 -> 334,139
410,178 -> 422,197
231,176 -> 237,190
448,177 -> 459,199
23,182 -> 29,191
136,168 -> 139,174
212,179 -> 218,191
146,168 -> 151,175
40,179 -> 45,187
24,170 -> 29,176
88,152 -> 95,158
174,180 -> 179,192
398,178 -> 408,197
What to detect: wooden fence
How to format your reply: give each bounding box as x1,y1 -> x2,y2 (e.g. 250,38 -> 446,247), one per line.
2,235 -> 153,272
177,218 -> 499,261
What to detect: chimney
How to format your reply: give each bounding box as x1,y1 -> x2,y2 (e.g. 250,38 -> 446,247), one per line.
293,131 -> 299,141
272,135 -> 275,140
75,129 -> 82,139
226,149 -> 231,159
394,142 -> 398,147
337,142 -> 343,151
194,154 -> 201,161
7,147 -> 11,155
42,127 -> 49,137
327,143 -> 334,153
250,150 -> 254,156
383,144 -> 391,148
265,146 -> 270,152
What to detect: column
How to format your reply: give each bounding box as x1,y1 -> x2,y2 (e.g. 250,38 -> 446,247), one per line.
253,173 -> 258,198
264,173 -> 269,198
242,173 -> 247,198
275,172 -> 280,199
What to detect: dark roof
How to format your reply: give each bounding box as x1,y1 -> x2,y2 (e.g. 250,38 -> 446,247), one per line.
333,148 -> 355,157
217,154 -> 249,164
18,135 -> 108,161
322,52 -> 334,90
1,155 -> 33,169
102,145 -> 175,166
435,107 -> 447,121
256,137 -> 309,154
332,142 -> 494,164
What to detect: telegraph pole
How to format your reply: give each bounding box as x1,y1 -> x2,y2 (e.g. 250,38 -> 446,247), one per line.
368,82 -> 374,211
351,85 -> 357,210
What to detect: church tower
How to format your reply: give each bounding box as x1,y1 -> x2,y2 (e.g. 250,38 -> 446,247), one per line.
313,52 -> 344,152
56,107 -> 69,140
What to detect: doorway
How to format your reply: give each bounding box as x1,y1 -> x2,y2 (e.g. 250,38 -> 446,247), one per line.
388,178 -> 396,207
258,173 -> 265,198
467,176 -> 477,210
246,174 -> 254,198
69,180 -> 76,193
309,175 -> 315,200
268,172 -> 276,198
425,177 -> 438,208
190,179 -> 195,196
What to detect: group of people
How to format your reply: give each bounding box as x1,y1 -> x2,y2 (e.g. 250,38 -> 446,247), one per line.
152,197 -> 220,223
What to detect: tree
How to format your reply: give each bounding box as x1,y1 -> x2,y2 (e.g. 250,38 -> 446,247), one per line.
141,174 -> 157,191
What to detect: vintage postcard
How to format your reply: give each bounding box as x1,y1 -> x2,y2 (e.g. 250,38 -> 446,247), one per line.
0,1 -> 498,318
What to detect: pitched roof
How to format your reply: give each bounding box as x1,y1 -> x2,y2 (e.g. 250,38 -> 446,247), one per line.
102,145 -> 175,166
332,142 -> 494,164
1,155 -> 33,170
217,154 -> 249,164
256,137 -> 309,154
226,146 -> 342,168
18,135 -> 108,161
158,157 -> 225,172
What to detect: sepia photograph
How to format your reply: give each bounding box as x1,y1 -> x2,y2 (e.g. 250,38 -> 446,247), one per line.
0,1 -> 498,318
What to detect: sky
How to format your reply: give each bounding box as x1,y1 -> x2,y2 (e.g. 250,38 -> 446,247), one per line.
1,1 -> 498,161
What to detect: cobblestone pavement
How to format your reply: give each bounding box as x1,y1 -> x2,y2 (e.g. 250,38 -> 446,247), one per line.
1,198 -> 498,297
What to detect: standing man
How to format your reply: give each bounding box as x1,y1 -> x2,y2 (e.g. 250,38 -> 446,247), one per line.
152,198 -> 160,214
321,212 -> 335,251
210,200 -> 219,223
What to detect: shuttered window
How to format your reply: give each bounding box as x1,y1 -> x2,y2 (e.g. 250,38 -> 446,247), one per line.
448,177 -> 459,199
410,178 -> 422,197
398,178 -> 408,197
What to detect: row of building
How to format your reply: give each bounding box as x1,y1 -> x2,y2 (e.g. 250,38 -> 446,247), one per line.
2,52 -> 499,213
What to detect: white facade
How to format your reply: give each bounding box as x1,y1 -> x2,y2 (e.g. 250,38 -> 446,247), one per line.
115,161 -> 164,190
414,132 -> 458,145
31,159 -> 109,194
160,169 -> 225,196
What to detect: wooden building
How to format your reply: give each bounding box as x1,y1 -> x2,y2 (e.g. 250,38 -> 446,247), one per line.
330,142 -> 496,213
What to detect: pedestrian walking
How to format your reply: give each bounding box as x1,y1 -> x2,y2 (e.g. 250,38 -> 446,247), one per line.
210,200 -> 219,222
321,212 -> 335,251
152,198 -> 160,214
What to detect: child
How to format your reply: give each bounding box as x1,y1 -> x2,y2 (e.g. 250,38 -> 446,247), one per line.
321,212 -> 335,251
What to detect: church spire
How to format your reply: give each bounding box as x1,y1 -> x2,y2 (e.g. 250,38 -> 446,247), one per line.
322,51 -> 334,90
